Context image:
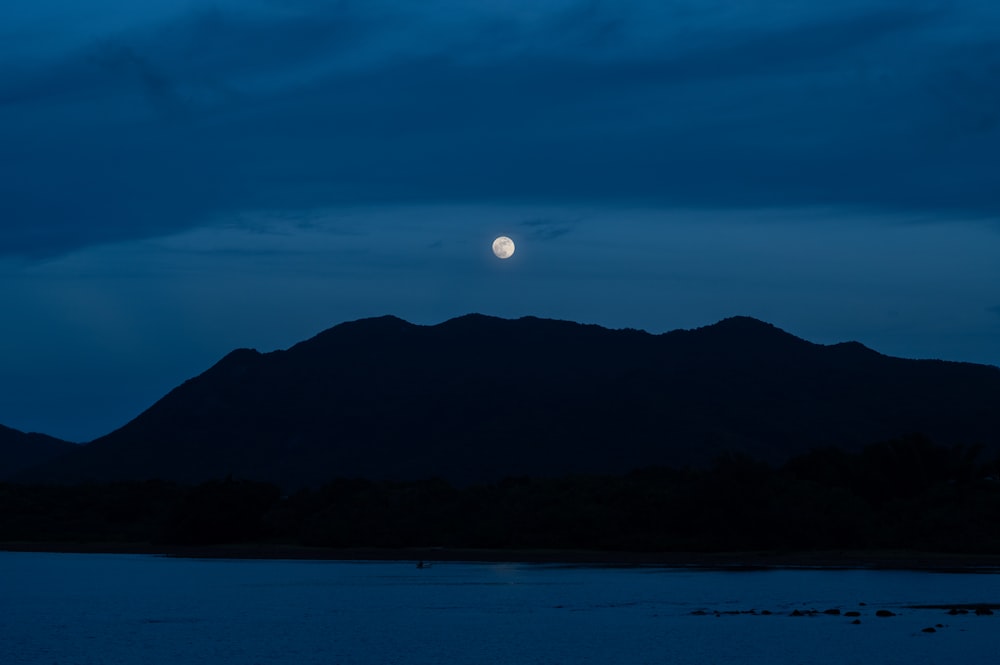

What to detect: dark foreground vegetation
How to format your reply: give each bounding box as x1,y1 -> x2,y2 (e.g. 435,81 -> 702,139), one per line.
3,436 -> 1000,554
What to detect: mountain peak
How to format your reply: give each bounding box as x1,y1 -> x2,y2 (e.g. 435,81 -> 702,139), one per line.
433,313 -> 507,331
677,316 -> 812,353
699,316 -> 794,335
337,314 -> 414,331
290,314 -> 417,352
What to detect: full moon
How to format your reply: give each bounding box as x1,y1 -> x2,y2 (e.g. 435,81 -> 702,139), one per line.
492,236 -> 515,259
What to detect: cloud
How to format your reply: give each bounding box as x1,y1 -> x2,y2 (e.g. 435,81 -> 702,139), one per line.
88,41 -> 187,117
520,218 -> 577,241
1,1 -> 999,258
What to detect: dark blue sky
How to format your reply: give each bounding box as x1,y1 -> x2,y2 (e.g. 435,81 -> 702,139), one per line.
2,0 -> 999,441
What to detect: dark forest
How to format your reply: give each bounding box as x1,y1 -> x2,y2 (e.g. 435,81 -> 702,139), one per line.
4,435 -> 1000,555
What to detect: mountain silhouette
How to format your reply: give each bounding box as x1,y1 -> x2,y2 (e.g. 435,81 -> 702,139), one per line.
15,314 -> 1000,488
0,425 -> 77,480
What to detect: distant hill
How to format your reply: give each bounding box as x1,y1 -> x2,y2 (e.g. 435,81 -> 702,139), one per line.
16,314 -> 1000,488
0,425 -> 77,480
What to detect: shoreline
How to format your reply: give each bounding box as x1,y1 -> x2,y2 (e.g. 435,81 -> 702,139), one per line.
3,542 -> 1000,571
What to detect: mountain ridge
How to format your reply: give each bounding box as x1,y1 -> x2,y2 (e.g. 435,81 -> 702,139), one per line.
12,314 -> 1000,488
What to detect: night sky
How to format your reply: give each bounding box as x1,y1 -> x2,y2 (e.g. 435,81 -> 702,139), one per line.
2,0 -> 998,442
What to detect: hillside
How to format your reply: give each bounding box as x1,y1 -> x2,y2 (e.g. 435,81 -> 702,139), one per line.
0,425 -> 77,480
17,314 -> 1000,488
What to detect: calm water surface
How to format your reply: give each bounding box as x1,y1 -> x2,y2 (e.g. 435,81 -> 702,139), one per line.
2,551 -> 998,664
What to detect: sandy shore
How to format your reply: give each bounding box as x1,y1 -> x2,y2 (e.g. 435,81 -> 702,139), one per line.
3,542 -> 1000,570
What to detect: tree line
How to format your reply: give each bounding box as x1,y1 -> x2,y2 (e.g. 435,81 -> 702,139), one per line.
2,435 -> 999,553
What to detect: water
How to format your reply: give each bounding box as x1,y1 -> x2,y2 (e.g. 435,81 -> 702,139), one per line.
2,552 -> 998,664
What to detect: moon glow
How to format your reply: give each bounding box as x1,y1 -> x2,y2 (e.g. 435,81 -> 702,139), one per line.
492,236 -> 515,259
